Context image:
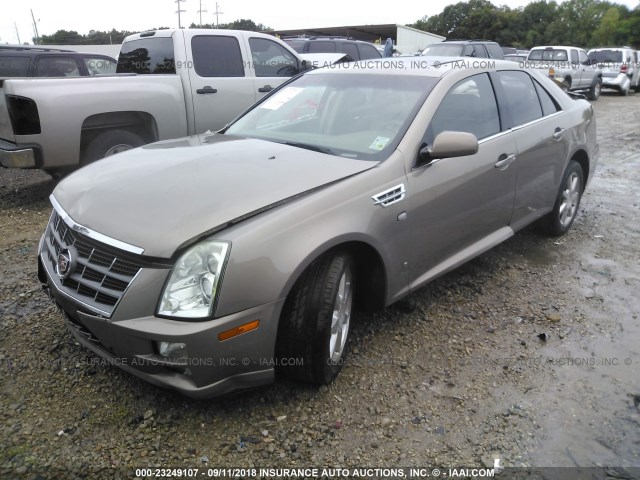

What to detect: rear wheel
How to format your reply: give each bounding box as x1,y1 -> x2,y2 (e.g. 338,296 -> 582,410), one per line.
276,251 -> 355,385
82,129 -> 145,164
537,161 -> 584,236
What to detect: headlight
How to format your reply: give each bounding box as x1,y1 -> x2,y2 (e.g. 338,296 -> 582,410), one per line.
158,240 -> 230,319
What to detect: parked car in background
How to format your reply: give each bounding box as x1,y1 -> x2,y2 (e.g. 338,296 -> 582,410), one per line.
298,36 -> 382,61
0,46 -> 116,77
39,58 -> 598,398
505,53 -> 528,62
525,46 -> 602,100
422,40 -> 505,59
0,29 -> 307,177
587,47 -> 640,95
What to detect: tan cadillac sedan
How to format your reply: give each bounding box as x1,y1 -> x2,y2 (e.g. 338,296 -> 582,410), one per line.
38,58 -> 598,398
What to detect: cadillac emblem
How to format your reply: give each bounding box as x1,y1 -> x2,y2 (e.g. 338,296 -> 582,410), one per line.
56,248 -> 72,279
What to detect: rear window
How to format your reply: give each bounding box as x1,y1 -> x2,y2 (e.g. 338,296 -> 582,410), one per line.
0,56 -> 30,76
528,49 -> 568,61
117,38 -> 176,74
588,50 -> 623,63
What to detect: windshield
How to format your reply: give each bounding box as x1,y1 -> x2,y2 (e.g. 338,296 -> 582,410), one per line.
225,72 -> 436,161
422,44 -> 464,56
588,50 -> 623,63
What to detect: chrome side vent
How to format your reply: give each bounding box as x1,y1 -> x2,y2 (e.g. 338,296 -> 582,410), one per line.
372,184 -> 406,207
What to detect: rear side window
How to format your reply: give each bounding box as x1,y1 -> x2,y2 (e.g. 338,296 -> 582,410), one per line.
34,57 -> 80,77
0,56 -> 30,76
307,41 -> 336,53
358,43 -> 382,60
497,71 -> 543,127
192,36 -> 244,77
533,80 -> 561,116
426,73 -> 500,144
117,38 -> 176,74
248,37 -> 299,77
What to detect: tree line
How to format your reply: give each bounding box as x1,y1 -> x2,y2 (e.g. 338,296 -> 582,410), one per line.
412,0 -> 640,49
35,0 -> 639,49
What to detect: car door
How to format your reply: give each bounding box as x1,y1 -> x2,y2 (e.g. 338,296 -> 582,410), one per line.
493,70 -> 569,230
245,36 -> 302,98
184,31 -> 257,133
406,73 -> 517,286
578,49 -> 596,87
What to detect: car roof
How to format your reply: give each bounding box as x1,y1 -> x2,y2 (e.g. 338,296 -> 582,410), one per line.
305,56 -> 521,78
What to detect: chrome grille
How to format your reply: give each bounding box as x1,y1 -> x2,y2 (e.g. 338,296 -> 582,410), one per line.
42,210 -> 142,317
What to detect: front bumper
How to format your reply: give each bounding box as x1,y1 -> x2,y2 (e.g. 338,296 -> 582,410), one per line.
38,243 -> 285,399
0,138 -> 36,168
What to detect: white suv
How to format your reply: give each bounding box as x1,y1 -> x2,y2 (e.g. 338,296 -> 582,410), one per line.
587,47 -> 640,95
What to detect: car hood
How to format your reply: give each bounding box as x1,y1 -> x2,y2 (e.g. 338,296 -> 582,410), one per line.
53,133 -> 376,258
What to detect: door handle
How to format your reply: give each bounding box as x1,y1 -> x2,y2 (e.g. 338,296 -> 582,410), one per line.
196,86 -> 218,94
258,85 -> 273,93
553,127 -> 565,140
495,153 -> 516,170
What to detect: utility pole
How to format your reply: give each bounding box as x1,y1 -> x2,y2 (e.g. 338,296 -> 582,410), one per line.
31,9 -> 40,44
214,2 -> 223,28
14,23 -> 21,44
175,0 -> 187,29
197,0 -> 208,26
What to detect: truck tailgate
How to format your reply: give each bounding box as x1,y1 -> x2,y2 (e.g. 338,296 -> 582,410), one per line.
0,80 -> 15,142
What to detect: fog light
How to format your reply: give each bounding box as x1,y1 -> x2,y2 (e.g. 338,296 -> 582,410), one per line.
158,341 -> 188,359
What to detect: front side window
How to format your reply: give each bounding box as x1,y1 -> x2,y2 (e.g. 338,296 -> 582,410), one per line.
192,36 -> 244,77
117,38 -> 176,74
578,50 -> 589,65
425,73 -> 500,145
84,56 -> 116,75
249,37 -> 299,77
497,71 -> 543,127
358,43 -> 382,60
341,43 -> 359,61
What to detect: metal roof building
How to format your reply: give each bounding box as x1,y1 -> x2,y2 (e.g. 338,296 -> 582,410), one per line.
269,24 -> 445,54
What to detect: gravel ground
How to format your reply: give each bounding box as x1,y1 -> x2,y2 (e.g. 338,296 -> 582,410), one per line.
1,92 -> 639,480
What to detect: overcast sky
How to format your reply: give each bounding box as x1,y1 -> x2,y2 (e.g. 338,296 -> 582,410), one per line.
2,0 -> 639,44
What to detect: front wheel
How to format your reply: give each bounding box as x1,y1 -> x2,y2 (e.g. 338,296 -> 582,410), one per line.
537,161 -> 584,236
587,79 -> 601,101
276,251 -> 355,385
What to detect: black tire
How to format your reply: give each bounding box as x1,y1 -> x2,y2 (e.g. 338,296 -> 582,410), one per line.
619,83 -> 630,96
276,251 -> 355,385
82,129 -> 145,164
537,161 -> 584,236
587,79 -> 601,101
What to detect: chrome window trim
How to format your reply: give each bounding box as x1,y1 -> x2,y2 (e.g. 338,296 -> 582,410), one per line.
50,195 -> 145,255
509,110 -> 563,132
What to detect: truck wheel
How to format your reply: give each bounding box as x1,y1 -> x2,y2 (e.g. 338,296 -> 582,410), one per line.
276,251 -> 355,385
537,161 -> 584,236
587,79 -> 601,101
83,130 -> 145,164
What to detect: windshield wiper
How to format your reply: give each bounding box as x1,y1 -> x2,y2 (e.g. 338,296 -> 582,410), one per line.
280,141 -> 335,156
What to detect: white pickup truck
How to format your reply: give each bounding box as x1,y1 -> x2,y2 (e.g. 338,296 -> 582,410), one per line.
0,29 -> 309,177
524,46 -> 603,100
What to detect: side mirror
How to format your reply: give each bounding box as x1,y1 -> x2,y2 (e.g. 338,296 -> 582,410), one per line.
419,131 -> 479,164
590,58 -> 598,66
